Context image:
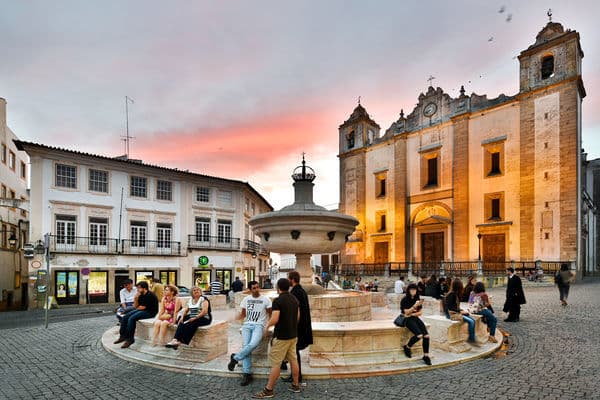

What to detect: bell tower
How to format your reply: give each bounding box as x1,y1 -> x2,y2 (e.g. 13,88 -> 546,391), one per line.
518,19 -> 585,264
338,103 -> 380,263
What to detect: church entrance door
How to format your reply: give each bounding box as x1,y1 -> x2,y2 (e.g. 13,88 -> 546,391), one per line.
374,242 -> 389,264
482,234 -> 506,274
421,232 -> 444,264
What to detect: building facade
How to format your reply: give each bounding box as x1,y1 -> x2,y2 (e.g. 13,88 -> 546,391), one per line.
15,141 -> 271,306
0,98 -> 29,311
338,22 -> 589,275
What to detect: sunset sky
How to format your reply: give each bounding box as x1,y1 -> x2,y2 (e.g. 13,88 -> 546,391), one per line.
2,1 -> 599,209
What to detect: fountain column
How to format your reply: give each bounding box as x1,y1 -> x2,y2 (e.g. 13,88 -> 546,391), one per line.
295,253 -> 313,285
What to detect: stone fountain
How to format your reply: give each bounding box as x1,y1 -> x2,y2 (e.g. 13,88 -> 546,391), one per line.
249,156 -> 358,295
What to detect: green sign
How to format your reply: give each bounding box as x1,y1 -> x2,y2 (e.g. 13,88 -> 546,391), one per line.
198,256 -> 209,267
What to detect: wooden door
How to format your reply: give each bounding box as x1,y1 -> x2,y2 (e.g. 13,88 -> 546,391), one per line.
421,232 -> 444,262
482,234 -> 505,273
374,242 -> 389,264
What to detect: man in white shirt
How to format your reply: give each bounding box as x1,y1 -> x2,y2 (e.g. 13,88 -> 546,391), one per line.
228,280 -> 272,386
116,279 -> 137,323
394,276 -> 406,294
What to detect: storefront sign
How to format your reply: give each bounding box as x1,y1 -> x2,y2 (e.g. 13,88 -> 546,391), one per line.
198,256 -> 209,267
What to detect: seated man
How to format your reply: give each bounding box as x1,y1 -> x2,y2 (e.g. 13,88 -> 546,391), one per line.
114,281 -> 159,348
116,279 -> 137,323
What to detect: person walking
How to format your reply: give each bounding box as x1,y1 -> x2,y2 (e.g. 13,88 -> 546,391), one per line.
252,278 -> 300,398
114,281 -> 158,348
400,283 -> 431,365
556,263 -> 575,306
228,281 -> 272,386
503,267 -> 526,322
280,271 -> 313,385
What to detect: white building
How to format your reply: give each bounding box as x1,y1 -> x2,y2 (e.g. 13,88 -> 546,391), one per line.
0,98 -> 29,311
15,141 -> 272,306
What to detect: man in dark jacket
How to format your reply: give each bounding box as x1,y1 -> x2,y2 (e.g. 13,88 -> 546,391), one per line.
281,271 -> 313,384
503,267 -> 526,322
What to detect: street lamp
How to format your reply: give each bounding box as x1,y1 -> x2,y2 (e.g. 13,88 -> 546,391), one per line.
8,233 -> 17,248
477,233 -> 482,261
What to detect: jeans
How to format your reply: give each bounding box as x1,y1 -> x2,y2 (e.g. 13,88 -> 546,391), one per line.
559,284 -> 570,301
477,308 -> 497,336
235,324 -> 264,374
462,315 -> 476,342
116,302 -> 135,322
119,309 -> 153,340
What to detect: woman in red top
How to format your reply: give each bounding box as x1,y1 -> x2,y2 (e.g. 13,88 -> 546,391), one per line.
152,285 -> 178,345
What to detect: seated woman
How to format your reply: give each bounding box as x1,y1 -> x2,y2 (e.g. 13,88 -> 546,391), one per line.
152,284 -> 179,345
445,278 -> 477,343
468,282 -> 498,343
165,286 -> 212,349
400,283 -> 431,365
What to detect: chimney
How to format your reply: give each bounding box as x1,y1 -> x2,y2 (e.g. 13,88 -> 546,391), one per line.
0,97 -> 6,137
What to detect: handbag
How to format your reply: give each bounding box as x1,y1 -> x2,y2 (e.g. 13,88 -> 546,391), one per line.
393,314 -> 407,327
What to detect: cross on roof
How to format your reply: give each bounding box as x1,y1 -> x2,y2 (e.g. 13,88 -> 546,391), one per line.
427,75 -> 436,86
547,8 -> 552,22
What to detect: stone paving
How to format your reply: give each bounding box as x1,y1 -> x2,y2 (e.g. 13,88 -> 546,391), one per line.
1,280 -> 599,400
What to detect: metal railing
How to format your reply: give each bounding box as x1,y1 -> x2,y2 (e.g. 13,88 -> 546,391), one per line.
333,260 -> 573,278
187,235 -> 241,250
121,239 -> 182,256
49,235 -> 119,254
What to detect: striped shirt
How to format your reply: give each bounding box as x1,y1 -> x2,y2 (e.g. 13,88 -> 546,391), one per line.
210,281 -> 223,295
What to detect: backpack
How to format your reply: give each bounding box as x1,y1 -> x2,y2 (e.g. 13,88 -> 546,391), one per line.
554,272 -> 562,285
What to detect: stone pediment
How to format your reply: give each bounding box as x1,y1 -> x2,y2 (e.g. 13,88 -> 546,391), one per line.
340,104 -> 381,129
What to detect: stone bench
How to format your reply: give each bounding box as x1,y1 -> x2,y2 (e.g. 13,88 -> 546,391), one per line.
136,318 -> 228,362
309,320 -> 423,367
370,291 -> 387,307
422,314 -> 489,353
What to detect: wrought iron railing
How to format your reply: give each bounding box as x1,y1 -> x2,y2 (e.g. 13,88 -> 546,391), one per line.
121,239 -> 182,256
49,235 -> 120,254
187,235 -> 241,250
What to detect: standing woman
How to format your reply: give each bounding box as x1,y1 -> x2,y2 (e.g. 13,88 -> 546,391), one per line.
400,283 -> 432,365
557,263 -> 575,306
152,284 -> 179,345
165,286 -> 212,349
445,278 -> 476,343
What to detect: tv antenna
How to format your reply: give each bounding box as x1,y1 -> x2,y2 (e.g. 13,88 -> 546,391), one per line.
121,96 -> 135,158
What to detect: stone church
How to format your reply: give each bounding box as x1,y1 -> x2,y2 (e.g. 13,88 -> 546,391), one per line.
338,21 -> 587,274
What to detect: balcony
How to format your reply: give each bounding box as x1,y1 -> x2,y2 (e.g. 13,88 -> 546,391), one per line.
243,239 -> 269,256
187,235 -> 241,251
121,239 -> 183,256
49,235 -> 119,254
48,235 -> 182,256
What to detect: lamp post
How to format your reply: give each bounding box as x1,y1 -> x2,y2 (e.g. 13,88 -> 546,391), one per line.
477,233 -> 482,261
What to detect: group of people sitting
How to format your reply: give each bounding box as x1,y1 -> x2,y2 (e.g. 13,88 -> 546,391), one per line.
398,275 -> 499,365
113,279 -> 213,350
341,275 -> 378,291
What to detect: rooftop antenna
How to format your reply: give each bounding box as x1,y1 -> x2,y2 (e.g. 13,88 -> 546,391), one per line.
121,96 -> 135,159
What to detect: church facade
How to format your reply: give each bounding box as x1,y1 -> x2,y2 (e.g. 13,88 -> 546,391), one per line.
338,22 -> 589,275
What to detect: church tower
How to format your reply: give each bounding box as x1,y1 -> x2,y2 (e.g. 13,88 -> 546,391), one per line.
518,19 -> 585,263
338,103 -> 380,263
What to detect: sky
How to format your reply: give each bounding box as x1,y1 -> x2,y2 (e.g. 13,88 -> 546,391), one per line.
1,0 -> 599,210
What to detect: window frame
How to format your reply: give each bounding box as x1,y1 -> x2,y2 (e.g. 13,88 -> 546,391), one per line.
484,192 -> 504,222
20,161 -> 26,179
8,151 -> 15,171
88,169 -> 109,193
55,163 -> 78,189
421,151 -> 440,189
196,186 -> 210,203
130,176 -> 147,198
156,180 -> 173,201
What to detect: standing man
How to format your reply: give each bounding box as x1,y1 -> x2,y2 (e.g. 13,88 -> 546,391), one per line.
252,278 -> 300,398
503,267 -> 526,322
556,263 -> 575,306
228,281 -> 272,386
151,278 -> 164,302
210,277 -> 223,295
281,271 -> 313,385
114,281 -> 158,348
232,276 -> 244,293
116,279 -> 137,323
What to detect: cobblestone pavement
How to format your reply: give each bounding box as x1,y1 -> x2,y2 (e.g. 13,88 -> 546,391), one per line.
1,280 -> 599,400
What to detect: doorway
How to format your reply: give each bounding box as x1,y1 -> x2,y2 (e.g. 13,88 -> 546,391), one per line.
482,233 -> 506,273
374,242 -> 389,264
55,270 -> 79,305
215,269 -> 232,292
114,272 -> 131,303
421,232 -> 444,263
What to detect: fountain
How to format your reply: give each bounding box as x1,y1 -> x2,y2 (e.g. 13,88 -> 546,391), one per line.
249,156 -> 358,295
